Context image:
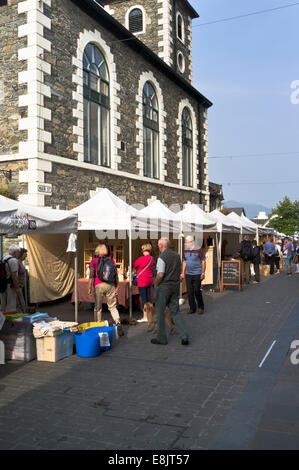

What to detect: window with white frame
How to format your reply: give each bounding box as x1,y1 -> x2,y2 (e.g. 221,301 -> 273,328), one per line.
83,43 -> 110,167
177,12 -> 184,42
143,82 -> 159,179
182,107 -> 193,187
128,8 -> 144,33
177,51 -> 185,73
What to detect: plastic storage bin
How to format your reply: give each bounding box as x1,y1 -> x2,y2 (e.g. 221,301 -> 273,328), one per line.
75,330 -> 101,357
86,326 -> 115,352
77,321 -> 108,333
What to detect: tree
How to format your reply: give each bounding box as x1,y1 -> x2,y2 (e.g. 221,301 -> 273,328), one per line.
268,197 -> 299,235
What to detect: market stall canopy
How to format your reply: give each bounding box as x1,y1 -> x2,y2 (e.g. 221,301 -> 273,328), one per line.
132,199 -> 180,233
0,195 -> 78,235
174,203 -> 218,232
73,188 -> 138,231
209,209 -> 241,233
225,211 -> 256,234
240,214 -> 272,235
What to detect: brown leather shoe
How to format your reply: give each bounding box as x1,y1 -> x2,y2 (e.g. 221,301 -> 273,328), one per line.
187,310 -> 195,314
198,309 -> 204,315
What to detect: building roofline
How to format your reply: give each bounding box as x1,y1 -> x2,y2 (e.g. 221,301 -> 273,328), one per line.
98,0 -> 199,19
70,0 -> 212,108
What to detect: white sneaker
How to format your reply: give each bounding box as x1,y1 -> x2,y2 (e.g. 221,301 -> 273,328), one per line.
137,318 -> 147,322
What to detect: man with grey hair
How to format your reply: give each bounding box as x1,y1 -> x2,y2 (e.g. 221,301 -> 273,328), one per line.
152,238 -> 189,346
0,244 -> 24,312
181,235 -> 206,315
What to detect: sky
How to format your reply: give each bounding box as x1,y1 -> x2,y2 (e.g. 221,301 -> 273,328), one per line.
189,0 -> 299,211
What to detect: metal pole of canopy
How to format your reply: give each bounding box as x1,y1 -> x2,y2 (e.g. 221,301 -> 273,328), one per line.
74,248 -> 78,324
129,220 -> 132,319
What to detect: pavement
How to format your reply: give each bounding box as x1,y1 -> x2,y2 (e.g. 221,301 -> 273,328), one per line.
0,269 -> 299,450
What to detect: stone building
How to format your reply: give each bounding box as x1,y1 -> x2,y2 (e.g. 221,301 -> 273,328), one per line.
0,0 -> 212,211
209,182 -> 224,211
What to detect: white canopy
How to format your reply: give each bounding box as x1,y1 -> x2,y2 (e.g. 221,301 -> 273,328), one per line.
174,203 -> 218,232
209,209 -> 241,233
0,195 -> 77,235
240,214 -> 268,235
73,188 -> 138,231
225,211 -> 256,234
132,199 -> 179,233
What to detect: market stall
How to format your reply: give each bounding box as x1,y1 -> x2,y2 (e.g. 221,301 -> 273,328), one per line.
0,195 -> 78,364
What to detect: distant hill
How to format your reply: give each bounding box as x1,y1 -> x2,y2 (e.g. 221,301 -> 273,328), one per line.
223,200 -> 272,219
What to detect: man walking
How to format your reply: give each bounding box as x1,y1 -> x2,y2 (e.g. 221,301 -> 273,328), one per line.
237,235 -> 253,284
0,244 -> 24,312
181,236 -> 206,315
152,238 -> 189,346
263,237 -> 276,275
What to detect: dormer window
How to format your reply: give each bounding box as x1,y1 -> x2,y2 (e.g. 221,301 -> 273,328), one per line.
128,8 -> 144,34
177,12 -> 185,42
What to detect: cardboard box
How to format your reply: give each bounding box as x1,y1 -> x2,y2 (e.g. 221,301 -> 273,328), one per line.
37,332 -> 74,362
261,265 -> 270,276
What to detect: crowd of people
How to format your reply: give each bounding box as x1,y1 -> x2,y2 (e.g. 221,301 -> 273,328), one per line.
237,236 -> 299,284
1,234 -> 298,347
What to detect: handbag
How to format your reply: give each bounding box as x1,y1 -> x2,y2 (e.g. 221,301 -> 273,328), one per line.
132,256 -> 153,286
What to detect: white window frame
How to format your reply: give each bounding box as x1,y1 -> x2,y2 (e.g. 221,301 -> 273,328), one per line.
177,51 -> 185,74
125,5 -> 146,35
176,11 -> 185,43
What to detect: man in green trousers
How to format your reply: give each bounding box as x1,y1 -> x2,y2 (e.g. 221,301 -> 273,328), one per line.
151,238 -> 189,346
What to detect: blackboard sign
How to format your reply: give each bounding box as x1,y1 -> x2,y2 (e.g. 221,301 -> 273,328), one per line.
221,260 -> 242,291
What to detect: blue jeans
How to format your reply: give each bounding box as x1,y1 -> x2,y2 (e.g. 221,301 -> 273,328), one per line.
138,286 -> 152,308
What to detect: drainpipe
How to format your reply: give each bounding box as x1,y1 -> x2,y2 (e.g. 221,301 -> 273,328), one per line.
198,102 -> 203,207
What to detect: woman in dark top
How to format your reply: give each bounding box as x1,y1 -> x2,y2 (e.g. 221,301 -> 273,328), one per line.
252,240 -> 261,283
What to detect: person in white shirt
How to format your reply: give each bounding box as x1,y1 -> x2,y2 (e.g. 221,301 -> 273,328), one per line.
0,244 -> 24,312
274,241 -> 282,275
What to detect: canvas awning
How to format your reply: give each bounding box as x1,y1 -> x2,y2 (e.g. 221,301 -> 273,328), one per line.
209,209 -> 241,233
72,188 -> 138,231
225,211 -> 256,234
0,195 -> 77,235
174,203 -> 218,232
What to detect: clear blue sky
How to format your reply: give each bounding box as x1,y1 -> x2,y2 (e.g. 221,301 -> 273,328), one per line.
189,0 -> 299,210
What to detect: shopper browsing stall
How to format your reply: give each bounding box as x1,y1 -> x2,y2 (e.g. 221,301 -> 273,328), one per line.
88,244 -> 124,336
0,245 -> 24,313
181,236 -> 206,315
133,243 -> 154,322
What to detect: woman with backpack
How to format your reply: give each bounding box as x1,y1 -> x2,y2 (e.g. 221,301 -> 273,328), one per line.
88,244 -> 124,336
133,243 -> 154,322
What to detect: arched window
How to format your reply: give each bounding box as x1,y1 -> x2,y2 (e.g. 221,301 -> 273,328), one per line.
182,107 -> 193,186
177,13 -> 184,42
83,43 -> 110,167
143,82 -> 159,179
129,8 -> 143,33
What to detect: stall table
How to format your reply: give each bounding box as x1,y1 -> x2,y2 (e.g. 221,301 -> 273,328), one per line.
71,279 -> 146,310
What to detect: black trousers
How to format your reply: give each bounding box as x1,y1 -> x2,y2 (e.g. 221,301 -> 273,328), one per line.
274,256 -> 280,271
265,254 -> 275,275
253,263 -> 260,282
185,274 -> 204,311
